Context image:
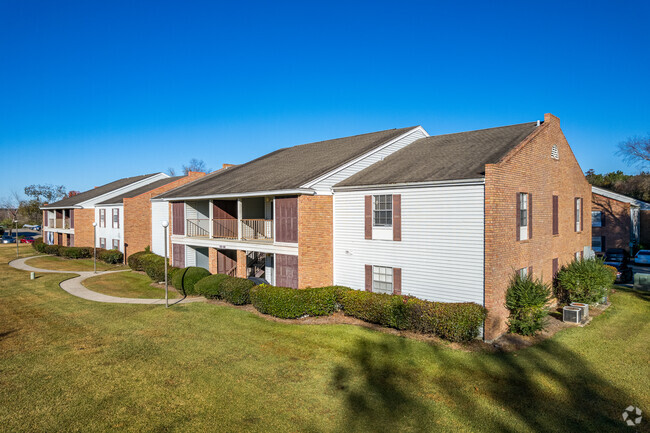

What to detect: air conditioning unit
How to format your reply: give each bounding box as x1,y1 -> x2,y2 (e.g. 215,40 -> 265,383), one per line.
563,306 -> 582,324
570,302 -> 589,321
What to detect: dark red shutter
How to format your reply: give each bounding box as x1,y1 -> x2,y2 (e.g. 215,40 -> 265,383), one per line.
552,258 -> 558,277
528,193 -> 533,239
580,197 -> 584,232
70,209 -> 74,229
393,267 -> 402,295
172,202 -> 185,235
552,195 -> 559,235
44,211 -> 48,227
574,198 -> 578,232
393,194 -> 401,241
276,197 -> 298,243
276,254 -> 298,289
365,265 -> 372,291
528,266 -> 533,277
116,209 -> 120,229
365,195 -> 372,240
516,193 -> 521,241
172,244 -> 185,268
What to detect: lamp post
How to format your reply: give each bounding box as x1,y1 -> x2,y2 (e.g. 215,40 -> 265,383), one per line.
14,219 -> 18,257
162,220 -> 169,308
92,222 -> 97,273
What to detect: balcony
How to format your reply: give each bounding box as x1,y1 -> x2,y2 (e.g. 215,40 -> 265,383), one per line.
48,219 -> 71,230
187,218 -> 273,241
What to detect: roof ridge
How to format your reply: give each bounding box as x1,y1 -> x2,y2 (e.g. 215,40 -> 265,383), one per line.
425,121 -> 539,140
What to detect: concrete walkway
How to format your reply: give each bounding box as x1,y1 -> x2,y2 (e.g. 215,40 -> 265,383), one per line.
9,256 -> 203,305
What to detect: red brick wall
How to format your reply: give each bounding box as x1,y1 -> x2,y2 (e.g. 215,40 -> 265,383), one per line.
123,172 -> 205,258
297,195 -> 333,288
209,247 -> 218,273
72,209 -> 95,247
236,250 -> 247,278
484,114 -> 591,340
591,193 -> 630,252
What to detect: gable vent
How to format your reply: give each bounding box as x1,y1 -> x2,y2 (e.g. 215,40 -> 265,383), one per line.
551,144 -> 559,160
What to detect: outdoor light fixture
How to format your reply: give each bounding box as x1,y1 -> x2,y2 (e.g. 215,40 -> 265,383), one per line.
92,222 -> 97,274
162,220 -> 169,308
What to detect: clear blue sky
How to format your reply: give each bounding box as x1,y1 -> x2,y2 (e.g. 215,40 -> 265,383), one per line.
1,0 -> 649,199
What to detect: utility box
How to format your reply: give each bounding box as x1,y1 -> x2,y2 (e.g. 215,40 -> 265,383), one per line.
633,273 -> 650,292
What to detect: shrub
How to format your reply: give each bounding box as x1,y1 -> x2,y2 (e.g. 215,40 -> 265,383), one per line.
219,276 -> 255,305
338,290 -> 404,328
32,238 -> 46,253
98,249 -> 124,264
171,267 -> 211,296
142,254 -> 167,282
555,257 -> 615,304
249,285 -> 339,319
43,244 -> 61,256
127,251 -> 149,271
505,273 -> 551,336
193,273 -> 231,299
60,246 -> 91,259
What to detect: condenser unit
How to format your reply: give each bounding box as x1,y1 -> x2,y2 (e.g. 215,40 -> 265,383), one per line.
563,306 -> 582,324
570,302 -> 589,321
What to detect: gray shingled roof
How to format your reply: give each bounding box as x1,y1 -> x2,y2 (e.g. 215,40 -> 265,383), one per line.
43,174 -> 160,208
97,176 -> 182,205
335,122 -> 539,187
156,127 -> 417,199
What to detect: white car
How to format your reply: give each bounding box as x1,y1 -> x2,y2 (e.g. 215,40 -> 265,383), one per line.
634,250 -> 650,265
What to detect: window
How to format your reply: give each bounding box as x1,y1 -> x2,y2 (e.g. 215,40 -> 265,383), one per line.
112,239 -> 120,250
575,198 -> 582,232
112,208 -> 119,229
519,193 -> 528,240
373,195 -> 392,227
519,267 -> 528,279
99,209 -> 105,228
551,144 -> 559,160
99,237 -> 106,249
592,236 -> 603,252
592,211 -> 602,227
372,266 -> 393,294
575,251 -> 581,260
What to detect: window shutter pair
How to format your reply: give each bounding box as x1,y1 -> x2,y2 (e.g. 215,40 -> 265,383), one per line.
364,195 -> 401,241
365,265 -> 402,295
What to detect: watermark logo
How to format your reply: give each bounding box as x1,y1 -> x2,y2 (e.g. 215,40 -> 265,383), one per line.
622,406 -> 642,427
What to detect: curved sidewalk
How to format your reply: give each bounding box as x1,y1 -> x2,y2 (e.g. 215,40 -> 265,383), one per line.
9,256 -> 203,305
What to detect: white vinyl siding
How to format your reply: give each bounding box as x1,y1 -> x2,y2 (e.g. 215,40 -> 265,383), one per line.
185,245 -> 196,267
95,205 -> 124,252
334,183 -> 485,305
306,128 -> 428,194
151,201 -> 169,256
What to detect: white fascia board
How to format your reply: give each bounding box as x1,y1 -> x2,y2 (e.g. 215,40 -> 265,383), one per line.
592,186 -> 649,208
171,236 -> 299,256
77,173 -> 169,208
333,178 -> 485,192
39,205 -> 82,210
156,188 -> 315,202
300,126 -> 429,189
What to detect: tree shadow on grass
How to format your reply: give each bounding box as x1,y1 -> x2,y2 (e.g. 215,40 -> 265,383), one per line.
614,285 -> 650,303
328,337 -> 642,433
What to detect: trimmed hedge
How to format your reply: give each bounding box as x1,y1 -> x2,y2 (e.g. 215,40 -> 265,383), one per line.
98,249 -> 123,264
219,276 -> 255,305
172,267 -> 211,296
60,246 -> 91,259
44,244 -> 61,255
127,251 -> 149,271
193,273 -> 231,299
250,285 -> 339,318
32,238 -> 46,253
337,289 -> 405,328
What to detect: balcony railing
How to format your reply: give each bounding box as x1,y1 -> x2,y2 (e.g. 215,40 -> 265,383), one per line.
184,218 -> 273,241
48,219 -> 71,229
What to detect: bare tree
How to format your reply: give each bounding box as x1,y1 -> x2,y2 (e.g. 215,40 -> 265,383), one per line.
617,134 -> 650,167
24,184 -> 67,204
167,167 -> 176,176
182,158 -> 211,175
0,192 -> 22,234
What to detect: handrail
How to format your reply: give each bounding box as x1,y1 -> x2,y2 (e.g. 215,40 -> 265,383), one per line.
241,218 -> 273,240
213,219 -> 238,239
187,218 -> 210,237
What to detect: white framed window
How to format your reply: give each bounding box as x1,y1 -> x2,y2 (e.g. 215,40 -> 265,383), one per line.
372,266 -> 393,294
575,198 -> 582,232
373,195 -> 392,227
592,236 -> 602,252
112,239 -> 120,250
99,209 -> 105,228
519,267 -> 528,279
575,251 -> 581,260
592,211 -> 602,227
99,237 -> 106,249
112,208 -> 119,229
519,193 -> 528,240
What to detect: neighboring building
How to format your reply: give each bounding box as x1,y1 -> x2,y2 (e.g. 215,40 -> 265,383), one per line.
591,186 -> 648,252
333,113 -> 591,340
154,126 -> 429,287
41,173 -> 170,248
94,172 -> 206,258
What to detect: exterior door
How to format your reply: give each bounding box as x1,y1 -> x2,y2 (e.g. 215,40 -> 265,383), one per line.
275,254 -> 298,289
172,243 -> 185,268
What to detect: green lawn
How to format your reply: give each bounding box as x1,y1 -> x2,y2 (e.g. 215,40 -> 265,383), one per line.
83,271 -> 179,299
26,255 -> 129,272
1,244 -> 648,432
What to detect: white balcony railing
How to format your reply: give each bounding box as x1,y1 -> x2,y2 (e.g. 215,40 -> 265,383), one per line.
187,219 -> 210,238
48,219 -> 71,229
241,219 -> 273,240
185,218 -> 273,241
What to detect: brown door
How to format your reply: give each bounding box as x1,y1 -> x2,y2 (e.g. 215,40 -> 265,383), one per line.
275,197 -> 298,243
276,254 -> 298,288
57,233 -> 63,245
172,244 -> 185,268
217,249 -> 237,276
